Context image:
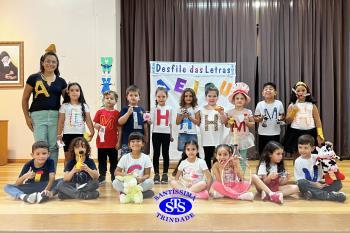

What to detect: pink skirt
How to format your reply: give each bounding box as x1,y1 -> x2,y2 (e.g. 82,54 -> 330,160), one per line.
212,180 -> 250,199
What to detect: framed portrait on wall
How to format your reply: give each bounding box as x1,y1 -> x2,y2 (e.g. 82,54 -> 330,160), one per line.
0,41 -> 24,88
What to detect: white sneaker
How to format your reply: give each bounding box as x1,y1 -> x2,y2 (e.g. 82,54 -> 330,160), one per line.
23,192 -> 37,204
238,192 -> 254,201
212,190 -> 224,199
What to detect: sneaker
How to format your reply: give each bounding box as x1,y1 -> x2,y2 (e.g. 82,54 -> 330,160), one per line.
269,192 -> 283,204
80,190 -> 99,200
37,192 -> 50,204
98,176 -> 106,185
23,193 -> 37,204
302,191 -> 313,200
238,192 -> 254,201
161,173 -> 168,184
212,190 -> 224,199
195,190 -> 209,200
261,191 -> 269,201
154,174 -> 160,184
327,191 -> 346,203
142,190 -> 155,199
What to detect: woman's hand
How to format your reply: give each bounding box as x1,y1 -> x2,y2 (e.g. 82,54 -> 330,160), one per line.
25,116 -> 34,132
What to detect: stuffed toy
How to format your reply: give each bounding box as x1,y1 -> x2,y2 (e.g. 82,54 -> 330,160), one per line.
316,142 -> 345,184
115,174 -> 143,204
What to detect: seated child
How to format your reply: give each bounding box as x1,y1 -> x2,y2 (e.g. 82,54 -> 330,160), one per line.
57,137 -> 99,200
171,140 -> 212,200
294,134 -> 346,202
112,132 -> 154,198
4,141 -> 59,204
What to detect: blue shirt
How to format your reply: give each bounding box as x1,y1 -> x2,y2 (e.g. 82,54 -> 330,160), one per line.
119,106 -> 145,144
19,158 -> 55,183
64,157 -> 97,184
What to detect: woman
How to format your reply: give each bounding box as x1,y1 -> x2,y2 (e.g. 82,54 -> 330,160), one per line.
22,48 -> 67,168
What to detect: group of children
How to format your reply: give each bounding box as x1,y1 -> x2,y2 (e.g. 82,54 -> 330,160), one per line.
4,81 -> 346,204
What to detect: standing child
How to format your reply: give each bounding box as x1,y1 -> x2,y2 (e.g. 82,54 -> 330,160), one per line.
94,90 -> 121,184
225,82 -> 255,170
294,135 -> 346,202
57,137 -> 99,200
200,83 -> 227,170
151,87 -> 173,184
257,141 -> 299,199
118,85 -> 149,156
112,132 -> 154,198
171,140 -> 212,200
210,144 -> 254,201
4,141 -> 59,204
283,81 -> 324,156
254,82 -> 285,155
57,82 -> 95,165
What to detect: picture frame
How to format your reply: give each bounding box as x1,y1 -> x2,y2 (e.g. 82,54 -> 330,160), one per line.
0,41 -> 24,88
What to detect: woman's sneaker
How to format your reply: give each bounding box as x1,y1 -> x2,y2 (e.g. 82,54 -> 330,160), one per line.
98,176 -> 106,185
153,174 -> 160,184
161,173 -> 168,184
269,192 -> 283,204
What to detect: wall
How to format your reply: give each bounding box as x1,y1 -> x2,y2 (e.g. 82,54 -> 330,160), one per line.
0,0 -> 121,159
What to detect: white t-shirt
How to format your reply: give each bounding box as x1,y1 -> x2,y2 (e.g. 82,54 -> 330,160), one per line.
290,102 -> 315,130
117,153 -> 153,177
199,107 -> 225,146
294,154 -> 322,182
59,103 -> 90,134
178,158 -> 208,184
257,162 -> 278,176
177,106 -> 199,134
255,100 -> 284,135
151,105 -> 172,134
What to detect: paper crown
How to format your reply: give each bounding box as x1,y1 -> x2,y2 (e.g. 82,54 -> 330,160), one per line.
45,44 -> 56,53
295,81 -> 308,88
228,82 -> 251,103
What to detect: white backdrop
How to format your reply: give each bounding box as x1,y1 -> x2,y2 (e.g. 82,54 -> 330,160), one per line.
149,61 -> 236,160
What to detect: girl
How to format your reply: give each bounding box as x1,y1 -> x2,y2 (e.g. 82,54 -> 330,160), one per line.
57,137 -> 99,200
171,140 -> 212,199
151,87 -> 173,184
200,83 -> 227,170
57,82 -> 95,165
210,144 -> 254,201
257,141 -> 299,199
225,82 -> 255,171
283,81 -> 324,156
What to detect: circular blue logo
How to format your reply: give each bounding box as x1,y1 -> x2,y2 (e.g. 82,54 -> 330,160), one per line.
159,197 -> 192,215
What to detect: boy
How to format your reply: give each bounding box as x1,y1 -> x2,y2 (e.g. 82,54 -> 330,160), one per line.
254,82 -> 285,155
294,134 -> 346,202
4,141 -> 58,204
57,137 -> 99,200
118,85 -> 149,156
94,90 -> 121,184
112,132 -> 154,198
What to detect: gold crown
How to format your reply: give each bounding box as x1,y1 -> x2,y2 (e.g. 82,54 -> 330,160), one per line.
45,44 -> 56,53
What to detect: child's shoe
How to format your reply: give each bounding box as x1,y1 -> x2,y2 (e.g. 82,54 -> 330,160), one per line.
161,173 -> 168,184
269,192 -> 283,204
37,191 -> 50,204
212,190 -> 224,199
261,190 -> 269,201
195,190 -> 209,200
81,190 -> 99,200
23,192 -> 37,204
327,191 -> 346,202
154,174 -> 160,184
142,190 -> 155,199
302,191 -> 313,200
238,192 -> 254,201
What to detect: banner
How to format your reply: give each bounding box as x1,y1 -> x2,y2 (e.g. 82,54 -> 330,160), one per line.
150,61 -> 236,159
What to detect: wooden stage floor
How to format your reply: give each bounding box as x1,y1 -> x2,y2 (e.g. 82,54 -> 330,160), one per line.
0,160 -> 349,233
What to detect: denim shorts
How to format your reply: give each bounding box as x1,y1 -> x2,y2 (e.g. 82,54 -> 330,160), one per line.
177,133 -> 198,151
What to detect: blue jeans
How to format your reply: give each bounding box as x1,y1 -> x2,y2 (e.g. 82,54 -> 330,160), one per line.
177,133 -> 198,151
31,110 -> 59,168
4,180 -> 61,199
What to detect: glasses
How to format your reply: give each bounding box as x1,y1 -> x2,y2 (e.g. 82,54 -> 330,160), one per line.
44,60 -> 57,65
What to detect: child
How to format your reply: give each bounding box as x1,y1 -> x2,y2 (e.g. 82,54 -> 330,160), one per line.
151,87 -> 173,184
94,90 -> 121,184
283,81 -> 324,156
225,82 -> 255,170
210,144 -> 254,201
57,82 -> 95,165
176,88 -> 200,152
4,141 -> 59,204
118,85 -> 149,156
257,141 -> 299,199
57,137 -> 100,200
294,135 -> 346,202
254,82 -> 285,155
171,140 -> 212,200
112,132 -> 154,198
200,83 -> 227,170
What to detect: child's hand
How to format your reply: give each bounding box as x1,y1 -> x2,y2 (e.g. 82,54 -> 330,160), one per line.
94,123 -> 102,130
127,106 -> 134,115
42,190 -> 53,197
25,168 -> 35,179
80,163 -> 89,172
71,167 -> 79,174
268,172 -> 279,180
317,136 -> 324,147
231,157 -> 240,167
254,115 -> 264,122
136,177 -> 143,184
313,182 -> 328,189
